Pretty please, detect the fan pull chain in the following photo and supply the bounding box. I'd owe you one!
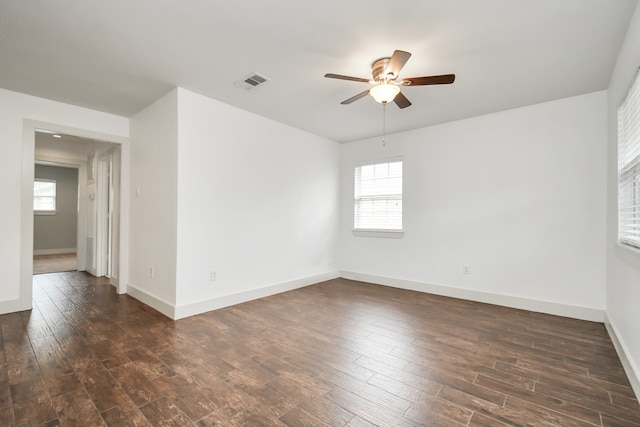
[382,101,387,147]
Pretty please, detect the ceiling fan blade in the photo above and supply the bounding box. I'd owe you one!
[402,74,456,86]
[385,50,412,78]
[341,90,370,105]
[325,73,371,83]
[394,92,412,109]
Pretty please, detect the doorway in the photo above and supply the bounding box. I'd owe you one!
[20,120,130,312]
[36,136,122,281]
[33,161,80,274]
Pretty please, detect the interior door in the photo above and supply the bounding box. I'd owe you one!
[95,152,113,277]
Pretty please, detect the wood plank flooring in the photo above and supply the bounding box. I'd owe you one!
[1,272,638,426]
[33,253,77,275]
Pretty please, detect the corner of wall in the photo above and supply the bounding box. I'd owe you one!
[173,271,340,320]
[126,283,177,319]
[126,271,341,321]
[604,312,640,399]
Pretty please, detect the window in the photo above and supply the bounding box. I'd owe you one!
[618,69,640,249]
[354,158,402,233]
[34,179,57,214]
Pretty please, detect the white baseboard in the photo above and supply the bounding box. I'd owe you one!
[109,276,126,295]
[126,271,341,320]
[0,297,31,315]
[33,248,77,255]
[604,313,640,399]
[127,269,604,323]
[173,271,341,320]
[126,284,176,319]
[339,271,604,322]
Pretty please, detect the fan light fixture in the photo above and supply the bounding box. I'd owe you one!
[370,83,400,104]
[325,49,455,109]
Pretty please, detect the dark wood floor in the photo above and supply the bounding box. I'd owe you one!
[1,273,638,426]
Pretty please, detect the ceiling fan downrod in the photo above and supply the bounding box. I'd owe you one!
[382,101,387,147]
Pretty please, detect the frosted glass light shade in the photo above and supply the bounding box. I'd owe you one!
[370,83,400,103]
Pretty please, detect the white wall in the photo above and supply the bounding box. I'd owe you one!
[129,89,179,310]
[0,88,128,313]
[606,2,640,397]
[173,88,340,318]
[338,91,608,320]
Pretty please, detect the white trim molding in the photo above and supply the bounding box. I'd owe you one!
[0,298,30,315]
[174,271,341,320]
[128,271,604,323]
[126,284,176,319]
[126,271,341,321]
[339,271,605,322]
[352,230,404,239]
[33,248,77,256]
[604,312,640,399]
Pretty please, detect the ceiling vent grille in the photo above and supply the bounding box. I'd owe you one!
[234,72,271,91]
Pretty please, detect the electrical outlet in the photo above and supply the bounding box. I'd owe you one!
[210,271,217,281]
[462,265,470,275]
[149,267,154,278]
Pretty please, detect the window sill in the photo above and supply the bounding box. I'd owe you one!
[352,229,404,239]
[34,210,56,216]
[615,241,640,271]
[618,241,640,253]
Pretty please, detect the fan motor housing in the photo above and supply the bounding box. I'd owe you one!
[372,57,393,81]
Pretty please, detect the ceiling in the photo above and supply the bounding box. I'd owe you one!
[34,131,118,165]
[35,131,96,157]
[1,1,637,143]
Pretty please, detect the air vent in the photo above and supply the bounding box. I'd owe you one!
[234,72,271,91]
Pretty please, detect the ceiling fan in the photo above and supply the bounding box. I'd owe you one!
[325,50,455,108]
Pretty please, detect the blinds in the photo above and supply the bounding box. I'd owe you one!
[354,159,402,231]
[618,69,640,249]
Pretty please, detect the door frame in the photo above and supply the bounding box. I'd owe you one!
[96,150,114,278]
[33,159,85,271]
[20,119,130,310]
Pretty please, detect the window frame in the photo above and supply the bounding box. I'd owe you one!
[618,68,640,251]
[33,178,57,216]
[352,157,404,238]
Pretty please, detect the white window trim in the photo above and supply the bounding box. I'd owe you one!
[617,68,640,251]
[353,156,403,238]
[34,210,57,216]
[352,229,404,238]
[33,178,57,215]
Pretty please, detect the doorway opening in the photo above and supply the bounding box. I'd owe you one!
[19,120,130,312]
[34,130,121,280]
[33,159,79,274]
